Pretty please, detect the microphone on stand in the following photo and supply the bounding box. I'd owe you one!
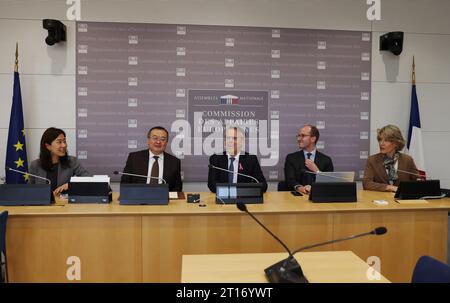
[6,166,51,184]
[300,169,352,182]
[208,164,259,183]
[396,168,426,180]
[291,227,387,254]
[237,201,388,283]
[383,162,427,180]
[236,202,308,283]
[113,171,166,184]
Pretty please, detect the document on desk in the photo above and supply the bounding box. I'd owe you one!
[169,192,179,199]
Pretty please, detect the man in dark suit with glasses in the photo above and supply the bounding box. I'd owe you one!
[284,124,334,195]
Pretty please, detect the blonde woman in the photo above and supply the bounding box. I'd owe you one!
[363,125,419,192]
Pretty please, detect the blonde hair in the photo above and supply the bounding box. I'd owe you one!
[377,124,405,151]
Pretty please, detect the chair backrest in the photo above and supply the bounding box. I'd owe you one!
[0,211,7,254]
[412,255,450,283]
[277,181,289,192]
[0,211,8,283]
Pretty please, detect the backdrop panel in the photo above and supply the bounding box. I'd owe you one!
[76,22,371,182]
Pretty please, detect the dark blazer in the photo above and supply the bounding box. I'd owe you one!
[120,149,182,192]
[208,152,268,193]
[363,153,418,192]
[284,150,334,190]
[28,156,89,187]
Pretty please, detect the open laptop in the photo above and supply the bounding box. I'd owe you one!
[315,171,355,183]
[394,180,444,200]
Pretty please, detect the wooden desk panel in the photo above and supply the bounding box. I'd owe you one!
[7,215,142,282]
[2,191,449,282]
[332,210,448,282]
[142,212,333,282]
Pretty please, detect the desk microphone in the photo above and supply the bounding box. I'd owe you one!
[236,202,308,283]
[6,166,51,184]
[383,160,427,180]
[395,168,426,180]
[208,164,259,183]
[300,169,351,181]
[113,171,166,184]
[291,227,387,254]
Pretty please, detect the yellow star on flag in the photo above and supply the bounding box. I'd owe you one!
[23,173,30,182]
[14,140,24,151]
[22,129,26,136]
[15,157,25,168]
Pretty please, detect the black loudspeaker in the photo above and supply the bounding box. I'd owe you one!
[379,31,404,55]
[43,19,66,46]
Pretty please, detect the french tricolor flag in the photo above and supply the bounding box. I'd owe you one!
[406,57,426,179]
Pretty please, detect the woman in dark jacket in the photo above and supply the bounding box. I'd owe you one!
[29,127,89,195]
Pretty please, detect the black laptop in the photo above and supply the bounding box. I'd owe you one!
[394,180,444,199]
[309,182,357,203]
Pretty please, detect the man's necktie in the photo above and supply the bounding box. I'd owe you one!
[150,156,159,184]
[228,157,235,183]
[305,152,314,184]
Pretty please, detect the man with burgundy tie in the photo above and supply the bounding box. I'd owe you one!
[284,124,334,195]
[120,126,182,191]
[207,127,268,193]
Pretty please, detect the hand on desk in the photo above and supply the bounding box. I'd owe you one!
[53,183,69,196]
[386,185,398,192]
[297,185,311,195]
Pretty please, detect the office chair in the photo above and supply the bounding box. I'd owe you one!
[411,255,450,283]
[277,181,289,191]
[0,211,8,283]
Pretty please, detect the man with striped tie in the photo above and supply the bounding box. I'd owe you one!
[120,126,182,192]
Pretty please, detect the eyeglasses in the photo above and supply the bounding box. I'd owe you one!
[296,134,311,138]
[149,136,167,142]
[225,136,239,141]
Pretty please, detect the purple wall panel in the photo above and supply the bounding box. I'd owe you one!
[76,22,371,182]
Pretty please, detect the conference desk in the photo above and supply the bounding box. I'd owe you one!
[1,190,449,282]
[181,251,391,283]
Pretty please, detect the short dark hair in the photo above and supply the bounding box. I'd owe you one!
[147,126,169,139]
[306,124,320,143]
[39,127,69,171]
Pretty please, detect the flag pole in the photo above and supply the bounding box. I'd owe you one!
[15,42,19,72]
[412,55,415,85]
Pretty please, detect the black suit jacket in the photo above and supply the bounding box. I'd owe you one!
[120,149,182,192]
[284,150,334,190]
[208,152,268,193]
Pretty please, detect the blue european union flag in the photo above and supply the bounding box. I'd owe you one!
[5,71,29,184]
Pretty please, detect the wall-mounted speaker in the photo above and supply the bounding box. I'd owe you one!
[43,19,66,46]
[379,31,404,56]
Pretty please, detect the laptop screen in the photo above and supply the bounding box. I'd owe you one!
[395,180,442,199]
[315,172,355,183]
